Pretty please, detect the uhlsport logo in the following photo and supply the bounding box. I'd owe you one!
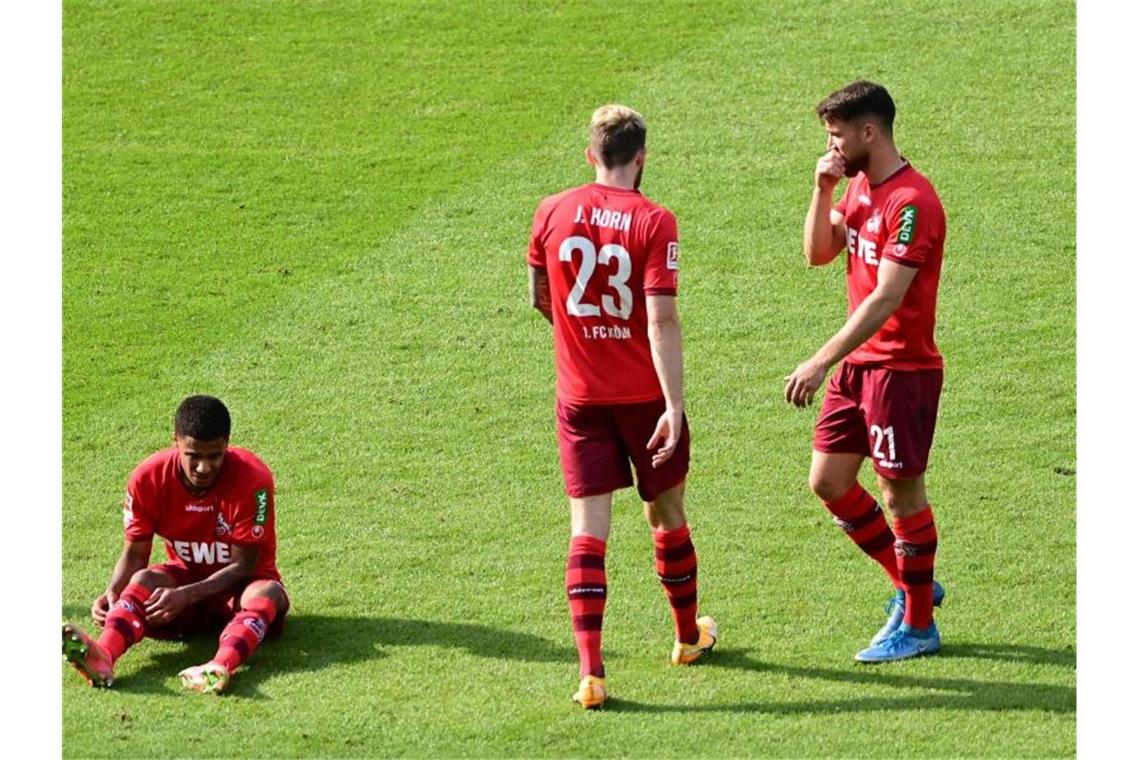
[254,489,269,524]
[897,205,918,244]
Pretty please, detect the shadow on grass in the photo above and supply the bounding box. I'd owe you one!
[605,643,1074,716]
[62,614,575,698]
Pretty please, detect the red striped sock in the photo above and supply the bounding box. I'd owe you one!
[894,506,939,629]
[97,583,150,663]
[566,534,607,679]
[823,484,902,588]
[653,524,699,645]
[212,596,278,674]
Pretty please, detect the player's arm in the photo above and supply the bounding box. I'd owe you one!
[529,265,553,324]
[803,149,847,265]
[93,538,152,625]
[784,259,919,407]
[143,543,260,626]
[646,294,684,468]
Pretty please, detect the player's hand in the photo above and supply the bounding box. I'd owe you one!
[785,359,827,408]
[144,587,189,626]
[815,149,845,193]
[647,407,684,468]
[91,591,115,626]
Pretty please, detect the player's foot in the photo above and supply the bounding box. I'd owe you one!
[178,662,231,694]
[855,622,941,663]
[572,675,607,710]
[62,623,114,688]
[671,615,718,666]
[870,581,945,646]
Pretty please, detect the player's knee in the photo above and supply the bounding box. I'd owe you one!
[245,581,289,617]
[128,568,165,590]
[879,482,926,517]
[808,472,850,503]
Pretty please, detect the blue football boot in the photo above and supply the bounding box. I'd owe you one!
[856,622,941,663]
[870,581,945,646]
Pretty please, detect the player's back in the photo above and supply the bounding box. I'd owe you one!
[528,182,680,405]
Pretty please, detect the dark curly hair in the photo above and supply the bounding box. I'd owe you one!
[174,395,231,441]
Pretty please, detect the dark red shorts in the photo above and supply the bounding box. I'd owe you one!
[556,397,690,502]
[813,362,943,480]
[145,562,290,640]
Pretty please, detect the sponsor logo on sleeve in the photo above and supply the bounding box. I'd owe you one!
[666,242,680,271]
[252,524,265,539]
[254,488,269,525]
[893,243,908,257]
[897,205,918,244]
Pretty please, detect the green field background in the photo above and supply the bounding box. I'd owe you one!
[63,1,1075,757]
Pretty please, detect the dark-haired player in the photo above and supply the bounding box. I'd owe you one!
[528,104,717,709]
[62,395,288,692]
[786,80,947,662]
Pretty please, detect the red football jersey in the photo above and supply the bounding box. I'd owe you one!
[123,446,280,582]
[528,182,680,404]
[835,162,945,370]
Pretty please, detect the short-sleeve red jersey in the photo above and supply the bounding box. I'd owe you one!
[528,182,680,404]
[834,162,945,370]
[123,446,281,582]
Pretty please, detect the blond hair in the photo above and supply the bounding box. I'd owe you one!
[589,104,647,168]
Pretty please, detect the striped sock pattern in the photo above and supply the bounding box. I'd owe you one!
[566,534,607,679]
[97,583,149,663]
[894,506,939,628]
[824,483,903,588]
[212,596,278,674]
[653,524,699,645]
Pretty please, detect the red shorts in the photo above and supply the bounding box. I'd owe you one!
[813,362,943,480]
[145,562,290,640]
[556,397,690,502]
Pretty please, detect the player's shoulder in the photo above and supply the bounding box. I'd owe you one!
[128,447,177,489]
[535,183,589,215]
[892,164,944,208]
[631,192,677,229]
[226,446,275,486]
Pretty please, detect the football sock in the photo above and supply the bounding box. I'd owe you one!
[894,506,939,629]
[823,483,902,588]
[653,524,699,645]
[211,596,278,674]
[97,583,150,663]
[566,534,607,679]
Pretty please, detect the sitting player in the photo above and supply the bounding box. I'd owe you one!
[62,395,289,693]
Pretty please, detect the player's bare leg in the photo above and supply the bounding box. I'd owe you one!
[644,482,717,665]
[62,567,179,688]
[567,494,611,709]
[808,450,863,502]
[180,579,289,694]
[856,474,942,662]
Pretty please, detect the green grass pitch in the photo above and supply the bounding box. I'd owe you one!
[63,0,1074,756]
